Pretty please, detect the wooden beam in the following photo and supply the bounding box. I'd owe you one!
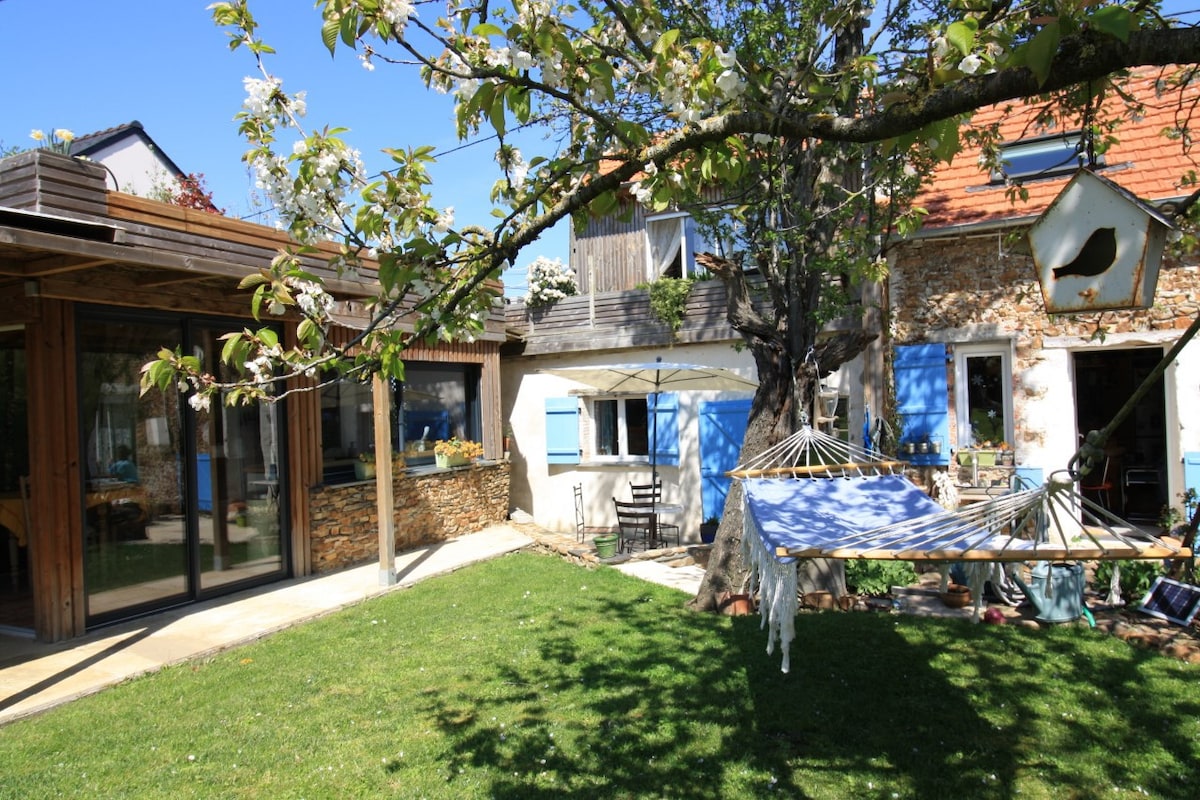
[373,374,397,586]
[775,545,1191,562]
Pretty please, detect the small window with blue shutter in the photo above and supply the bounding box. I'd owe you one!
[545,397,580,464]
[894,343,951,466]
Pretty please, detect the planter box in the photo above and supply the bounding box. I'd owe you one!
[435,453,472,469]
[956,449,996,467]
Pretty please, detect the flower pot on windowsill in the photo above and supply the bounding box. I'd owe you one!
[435,453,472,469]
[956,449,996,467]
[354,461,376,481]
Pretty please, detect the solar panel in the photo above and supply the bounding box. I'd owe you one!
[1138,577,1200,626]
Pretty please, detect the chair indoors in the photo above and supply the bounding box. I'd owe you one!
[1079,456,1114,511]
[574,484,616,543]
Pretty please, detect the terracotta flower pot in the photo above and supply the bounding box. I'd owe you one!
[941,584,972,608]
[719,592,755,615]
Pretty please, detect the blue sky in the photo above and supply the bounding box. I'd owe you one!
[0,0,564,294]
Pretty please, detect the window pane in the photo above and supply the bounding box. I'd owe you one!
[965,355,1006,445]
[627,398,649,456]
[646,217,683,279]
[594,399,618,456]
[80,319,187,619]
[320,377,374,483]
[998,135,1087,181]
[193,323,284,591]
[401,363,481,466]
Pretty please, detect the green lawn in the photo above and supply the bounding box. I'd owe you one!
[2,552,1197,799]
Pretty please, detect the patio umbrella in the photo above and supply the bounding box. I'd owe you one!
[539,357,758,507]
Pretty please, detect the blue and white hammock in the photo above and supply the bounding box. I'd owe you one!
[731,426,1190,672]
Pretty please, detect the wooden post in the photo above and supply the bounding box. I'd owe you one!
[372,374,396,586]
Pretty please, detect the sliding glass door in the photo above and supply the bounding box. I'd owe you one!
[79,312,286,625]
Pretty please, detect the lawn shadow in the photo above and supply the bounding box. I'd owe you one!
[403,558,1200,798]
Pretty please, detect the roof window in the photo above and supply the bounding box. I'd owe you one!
[993,132,1100,183]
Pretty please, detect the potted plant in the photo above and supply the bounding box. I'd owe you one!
[940,583,972,608]
[700,515,720,544]
[355,451,377,481]
[434,437,484,468]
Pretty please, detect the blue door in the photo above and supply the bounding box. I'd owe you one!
[699,399,752,522]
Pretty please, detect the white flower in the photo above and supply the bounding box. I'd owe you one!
[188,393,212,413]
[715,69,744,98]
[959,54,983,75]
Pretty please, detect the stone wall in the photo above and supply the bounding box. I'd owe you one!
[889,231,1200,458]
[307,462,511,573]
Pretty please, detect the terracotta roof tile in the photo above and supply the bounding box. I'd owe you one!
[917,70,1199,229]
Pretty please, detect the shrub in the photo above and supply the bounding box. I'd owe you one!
[524,256,577,308]
[1092,559,1165,604]
[845,559,918,596]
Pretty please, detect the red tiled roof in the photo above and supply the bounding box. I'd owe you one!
[917,69,1199,229]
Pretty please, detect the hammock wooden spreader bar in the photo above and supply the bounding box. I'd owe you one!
[732,461,908,479]
[730,426,898,479]
[766,476,1191,563]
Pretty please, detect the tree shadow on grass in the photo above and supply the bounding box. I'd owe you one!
[404,557,1199,798]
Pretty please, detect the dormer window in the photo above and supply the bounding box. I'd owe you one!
[992,132,1100,183]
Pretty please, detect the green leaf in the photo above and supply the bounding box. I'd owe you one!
[652,29,680,56]
[1025,21,1061,87]
[945,20,977,57]
[472,22,504,38]
[1089,6,1136,42]
[220,333,245,366]
[489,87,508,136]
[507,87,531,124]
[321,17,339,55]
[339,12,358,48]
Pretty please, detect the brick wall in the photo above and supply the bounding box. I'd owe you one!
[307,462,511,572]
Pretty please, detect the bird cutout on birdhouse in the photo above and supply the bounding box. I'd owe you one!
[1029,169,1173,314]
[1052,227,1116,280]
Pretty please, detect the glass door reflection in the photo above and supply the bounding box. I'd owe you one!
[192,324,284,592]
[80,318,188,620]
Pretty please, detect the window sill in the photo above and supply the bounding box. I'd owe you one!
[580,458,650,468]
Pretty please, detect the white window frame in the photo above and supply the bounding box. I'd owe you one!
[584,395,650,463]
[646,209,751,280]
[954,342,1014,448]
[644,211,690,280]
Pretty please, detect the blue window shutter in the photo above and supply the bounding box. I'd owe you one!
[1185,452,1200,506]
[545,397,580,464]
[894,343,950,466]
[650,393,680,466]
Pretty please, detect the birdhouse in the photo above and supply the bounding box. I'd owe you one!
[1029,168,1173,314]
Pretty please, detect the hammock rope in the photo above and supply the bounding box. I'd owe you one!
[734,425,1192,672]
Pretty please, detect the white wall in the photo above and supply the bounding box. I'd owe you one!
[502,342,759,538]
[87,138,178,196]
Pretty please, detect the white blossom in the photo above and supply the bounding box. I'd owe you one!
[959,54,983,75]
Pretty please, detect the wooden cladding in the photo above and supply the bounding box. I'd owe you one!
[506,279,737,355]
